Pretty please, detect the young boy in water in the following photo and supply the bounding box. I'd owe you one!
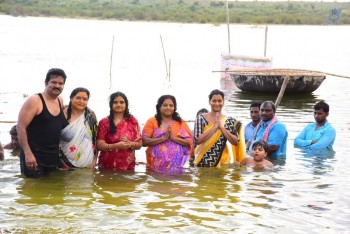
[0,142,4,160]
[3,125,20,151]
[238,140,273,167]
[1,125,20,159]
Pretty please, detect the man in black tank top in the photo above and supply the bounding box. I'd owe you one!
[17,68,69,178]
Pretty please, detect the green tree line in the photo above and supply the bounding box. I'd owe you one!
[0,0,349,25]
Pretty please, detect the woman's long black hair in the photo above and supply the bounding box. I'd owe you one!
[155,95,182,127]
[108,91,131,134]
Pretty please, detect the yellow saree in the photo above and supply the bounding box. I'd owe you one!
[194,116,245,167]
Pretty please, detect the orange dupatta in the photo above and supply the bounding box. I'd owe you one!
[142,117,193,168]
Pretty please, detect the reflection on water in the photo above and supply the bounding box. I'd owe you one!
[94,170,146,207]
[1,18,350,232]
[267,155,286,167]
[1,141,348,232]
[223,87,320,110]
[16,171,67,205]
[1,89,348,233]
[295,148,336,176]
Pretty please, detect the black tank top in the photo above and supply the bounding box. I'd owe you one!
[25,93,68,167]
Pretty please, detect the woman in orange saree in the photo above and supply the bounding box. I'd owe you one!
[142,95,193,172]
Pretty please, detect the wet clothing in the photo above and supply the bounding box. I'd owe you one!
[59,110,97,168]
[20,156,57,178]
[249,118,288,157]
[194,115,245,167]
[294,120,336,150]
[244,122,256,143]
[97,116,141,171]
[20,93,68,177]
[142,117,193,172]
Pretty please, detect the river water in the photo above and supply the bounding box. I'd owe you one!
[0,15,350,233]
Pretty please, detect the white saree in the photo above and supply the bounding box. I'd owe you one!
[59,114,95,167]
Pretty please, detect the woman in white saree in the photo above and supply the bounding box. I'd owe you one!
[59,87,98,168]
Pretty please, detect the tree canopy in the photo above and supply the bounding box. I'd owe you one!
[1,0,349,25]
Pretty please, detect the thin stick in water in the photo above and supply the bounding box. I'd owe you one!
[0,121,17,123]
[264,25,268,57]
[226,0,231,53]
[109,35,115,90]
[160,35,169,79]
[168,59,171,82]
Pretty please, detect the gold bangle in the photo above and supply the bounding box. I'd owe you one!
[107,144,112,151]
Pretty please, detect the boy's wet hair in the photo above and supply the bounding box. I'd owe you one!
[252,140,268,152]
[196,108,208,116]
[10,125,17,136]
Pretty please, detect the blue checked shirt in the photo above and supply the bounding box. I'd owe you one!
[249,119,288,157]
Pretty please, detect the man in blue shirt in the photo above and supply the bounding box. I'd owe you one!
[294,101,336,150]
[247,101,288,157]
[245,103,261,144]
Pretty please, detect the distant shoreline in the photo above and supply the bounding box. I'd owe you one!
[0,0,349,25]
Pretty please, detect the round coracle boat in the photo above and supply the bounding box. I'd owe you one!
[229,68,326,93]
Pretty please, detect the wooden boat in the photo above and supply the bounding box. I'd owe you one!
[221,2,327,94]
[229,68,326,94]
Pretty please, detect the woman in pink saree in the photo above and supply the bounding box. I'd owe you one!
[142,95,193,172]
[97,92,142,171]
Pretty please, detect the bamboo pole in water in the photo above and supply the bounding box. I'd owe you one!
[160,35,169,80]
[168,59,171,82]
[264,25,268,57]
[275,76,289,109]
[109,35,114,90]
[318,71,350,79]
[226,0,231,53]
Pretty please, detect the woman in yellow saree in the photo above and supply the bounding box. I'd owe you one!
[194,89,245,167]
